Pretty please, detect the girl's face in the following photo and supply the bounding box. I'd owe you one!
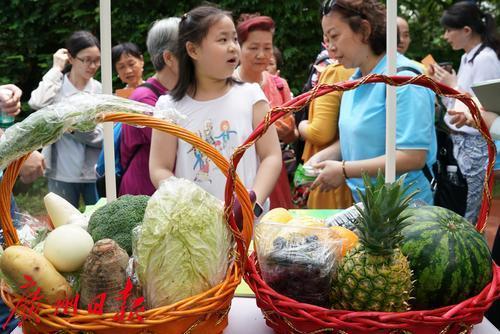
[443,27,469,51]
[69,46,101,81]
[115,53,144,87]
[194,16,240,80]
[240,30,274,74]
[322,12,365,69]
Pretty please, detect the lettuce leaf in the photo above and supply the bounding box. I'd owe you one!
[136,177,232,308]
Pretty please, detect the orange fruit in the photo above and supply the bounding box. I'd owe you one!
[260,208,294,223]
[329,226,359,256]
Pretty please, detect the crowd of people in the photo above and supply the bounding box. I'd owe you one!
[1,0,500,329]
[1,0,500,223]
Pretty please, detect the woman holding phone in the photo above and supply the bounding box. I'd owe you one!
[431,1,500,224]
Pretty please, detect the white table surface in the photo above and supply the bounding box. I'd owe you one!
[9,297,498,333]
[224,297,499,334]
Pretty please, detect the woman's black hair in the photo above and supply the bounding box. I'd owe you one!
[320,0,387,56]
[170,5,238,101]
[63,30,100,74]
[441,1,500,59]
[111,42,142,68]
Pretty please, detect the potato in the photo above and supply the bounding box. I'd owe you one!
[0,245,73,304]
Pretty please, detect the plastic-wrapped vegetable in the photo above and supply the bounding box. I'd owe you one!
[134,177,232,308]
[0,93,183,170]
[255,222,342,307]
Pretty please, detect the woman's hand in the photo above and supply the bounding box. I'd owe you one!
[310,160,344,192]
[448,108,500,130]
[304,151,323,167]
[19,151,46,184]
[448,109,473,128]
[304,141,342,167]
[430,64,457,88]
[53,48,69,72]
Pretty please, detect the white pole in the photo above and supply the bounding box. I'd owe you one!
[385,0,397,183]
[99,0,117,201]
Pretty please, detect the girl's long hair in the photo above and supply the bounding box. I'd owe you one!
[170,5,238,101]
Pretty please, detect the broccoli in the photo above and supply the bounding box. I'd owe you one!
[88,195,150,255]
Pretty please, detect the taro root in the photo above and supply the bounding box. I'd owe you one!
[79,239,130,312]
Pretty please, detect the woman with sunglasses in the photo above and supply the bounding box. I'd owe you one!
[29,30,103,208]
[308,0,437,204]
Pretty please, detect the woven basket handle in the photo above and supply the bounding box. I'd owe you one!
[226,74,496,235]
[0,113,253,265]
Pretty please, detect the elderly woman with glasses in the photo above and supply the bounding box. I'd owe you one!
[307,0,437,204]
[29,30,103,207]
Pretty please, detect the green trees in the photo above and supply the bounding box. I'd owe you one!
[1,0,499,105]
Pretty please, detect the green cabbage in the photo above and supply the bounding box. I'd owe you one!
[135,177,232,308]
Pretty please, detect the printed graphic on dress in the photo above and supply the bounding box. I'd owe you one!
[202,119,221,149]
[188,144,212,184]
[214,120,238,154]
[187,120,238,185]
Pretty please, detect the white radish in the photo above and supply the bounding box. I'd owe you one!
[67,214,89,231]
[44,192,83,228]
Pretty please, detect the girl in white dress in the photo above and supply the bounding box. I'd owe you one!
[150,5,282,218]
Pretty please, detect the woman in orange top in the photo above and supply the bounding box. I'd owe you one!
[235,15,295,209]
[299,62,354,209]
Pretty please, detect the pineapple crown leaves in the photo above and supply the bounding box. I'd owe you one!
[354,170,419,255]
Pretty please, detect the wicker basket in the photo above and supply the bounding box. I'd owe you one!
[0,112,254,333]
[239,74,500,334]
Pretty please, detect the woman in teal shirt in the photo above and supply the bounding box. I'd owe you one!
[308,0,436,204]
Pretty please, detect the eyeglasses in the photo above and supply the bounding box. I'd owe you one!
[321,0,364,18]
[75,56,101,67]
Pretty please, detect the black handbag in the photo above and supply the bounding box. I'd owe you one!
[425,127,468,216]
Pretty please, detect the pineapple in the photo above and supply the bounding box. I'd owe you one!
[331,171,417,312]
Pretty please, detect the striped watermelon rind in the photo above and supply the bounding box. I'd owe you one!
[400,205,493,310]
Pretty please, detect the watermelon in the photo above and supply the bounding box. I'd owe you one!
[400,205,492,310]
